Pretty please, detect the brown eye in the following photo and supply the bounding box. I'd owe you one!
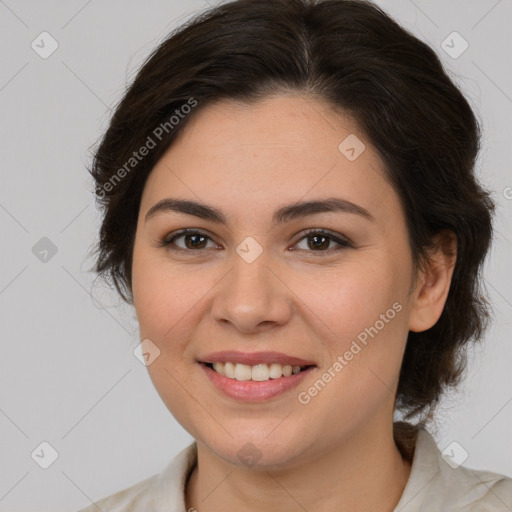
[293,229,351,252]
[181,233,208,249]
[161,229,219,252]
[306,233,330,250]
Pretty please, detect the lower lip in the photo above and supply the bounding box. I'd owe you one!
[200,363,315,402]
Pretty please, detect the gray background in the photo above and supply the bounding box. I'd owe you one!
[0,0,511,510]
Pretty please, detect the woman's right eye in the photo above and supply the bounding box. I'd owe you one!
[161,229,219,253]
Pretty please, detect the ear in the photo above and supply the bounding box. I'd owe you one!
[408,230,457,333]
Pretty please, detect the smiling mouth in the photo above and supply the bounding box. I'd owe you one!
[203,361,313,381]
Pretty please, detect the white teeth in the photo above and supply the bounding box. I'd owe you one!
[224,362,236,379]
[213,362,225,376]
[251,364,270,381]
[234,363,252,381]
[268,363,283,379]
[208,362,308,381]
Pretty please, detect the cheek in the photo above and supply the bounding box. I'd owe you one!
[294,262,409,407]
[132,244,224,361]
[131,247,208,431]
[293,254,411,411]
[132,243,185,344]
[292,256,407,345]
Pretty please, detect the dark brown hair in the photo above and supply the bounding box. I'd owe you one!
[88,0,495,423]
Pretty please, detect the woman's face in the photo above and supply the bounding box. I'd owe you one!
[132,94,421,467]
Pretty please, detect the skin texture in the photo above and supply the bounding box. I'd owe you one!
[131,94,456,511]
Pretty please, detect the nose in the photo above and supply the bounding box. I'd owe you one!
[211,250,293,333]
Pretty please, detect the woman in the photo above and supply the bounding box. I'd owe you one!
[80,0,512,510]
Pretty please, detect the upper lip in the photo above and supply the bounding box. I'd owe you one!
[198,351,316,367]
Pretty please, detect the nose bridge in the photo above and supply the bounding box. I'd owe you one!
[212,242,291,331]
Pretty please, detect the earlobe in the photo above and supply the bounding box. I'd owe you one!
[408,230,457,333]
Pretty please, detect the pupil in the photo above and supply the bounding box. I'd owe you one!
[186,234,206,249]
[309,234,328,250]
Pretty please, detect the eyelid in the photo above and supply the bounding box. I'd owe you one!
[160,228,221,250]
[160,227,352,253]
[296,228,352,249]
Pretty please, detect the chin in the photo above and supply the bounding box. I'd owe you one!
[198,424,312,470]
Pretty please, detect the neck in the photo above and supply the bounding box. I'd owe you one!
[185,421,414,512]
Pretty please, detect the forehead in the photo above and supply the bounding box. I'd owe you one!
[140,94,402,227]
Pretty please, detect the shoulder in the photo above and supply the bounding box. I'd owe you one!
[394,423,512,511]
[76,473,160,512]
[75,442,198,512]
[434,451,512,511]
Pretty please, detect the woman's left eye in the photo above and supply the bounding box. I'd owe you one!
[293,229,351,252]
[159,228,351,253]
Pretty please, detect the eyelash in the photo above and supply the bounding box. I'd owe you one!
[159,228,352,255]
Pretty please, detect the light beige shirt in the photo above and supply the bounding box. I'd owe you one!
[77,423,512,511]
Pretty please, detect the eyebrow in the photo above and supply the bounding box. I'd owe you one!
[144,197,375,225]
